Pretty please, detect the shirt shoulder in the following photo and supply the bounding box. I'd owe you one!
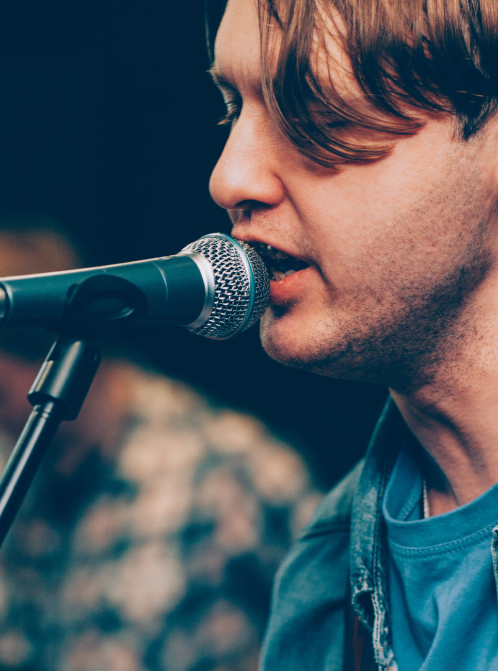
[299,459,364,538]
[261,461,364,671]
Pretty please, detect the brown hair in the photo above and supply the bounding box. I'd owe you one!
[257,0,498,166]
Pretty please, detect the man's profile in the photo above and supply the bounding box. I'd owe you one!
[208,0,498,669]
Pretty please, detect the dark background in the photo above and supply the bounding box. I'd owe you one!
[0,0,387,490]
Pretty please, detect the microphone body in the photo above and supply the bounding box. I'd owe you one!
[0,254,204,327]
[0,234,270,340]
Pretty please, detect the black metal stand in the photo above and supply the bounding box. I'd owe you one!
[0,336,101,547]
[0,272,146,549]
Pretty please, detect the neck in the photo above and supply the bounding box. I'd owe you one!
[391,274,498,515]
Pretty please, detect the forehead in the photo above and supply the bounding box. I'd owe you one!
[214,0,262,87]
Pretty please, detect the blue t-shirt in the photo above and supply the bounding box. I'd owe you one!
[383,448,498,670]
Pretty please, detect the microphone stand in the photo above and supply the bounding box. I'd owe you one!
[0,336,101,547]
[0,273,147,549]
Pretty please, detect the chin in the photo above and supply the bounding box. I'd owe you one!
[259,307,403,383]
[259,309,324,371]
[260,320,364,380]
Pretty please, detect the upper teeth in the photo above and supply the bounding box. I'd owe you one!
[247,242,308,280]
[263,244,290,260]
[260,244,291,261]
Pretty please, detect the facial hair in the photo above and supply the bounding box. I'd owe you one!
[261,188,495,393]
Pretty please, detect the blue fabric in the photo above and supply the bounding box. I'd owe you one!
[260,461,363,671]
[262,397,498,671]
[348,398,405,669]
[262,399,404,671]
[383,448,498,670]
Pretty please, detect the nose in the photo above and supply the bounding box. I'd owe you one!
[209,112,285,213]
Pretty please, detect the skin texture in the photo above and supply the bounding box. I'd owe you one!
[209,0,498,515]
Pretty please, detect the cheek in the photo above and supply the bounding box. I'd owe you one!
[295,153,487,297]
[290,167,407,284]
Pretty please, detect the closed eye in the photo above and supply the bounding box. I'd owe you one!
[218,95,242,126]
[208,65,242,128]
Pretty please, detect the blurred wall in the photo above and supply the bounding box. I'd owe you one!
[0,0,387,490]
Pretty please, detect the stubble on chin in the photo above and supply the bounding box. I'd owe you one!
[259,226,493,393]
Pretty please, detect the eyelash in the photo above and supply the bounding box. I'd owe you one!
[218,97,241,127]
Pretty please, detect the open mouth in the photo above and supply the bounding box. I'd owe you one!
[250,242,310,282]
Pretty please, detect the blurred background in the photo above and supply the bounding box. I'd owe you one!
[0,0,386,490]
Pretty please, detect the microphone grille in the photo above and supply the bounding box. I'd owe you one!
[182,233,270,340]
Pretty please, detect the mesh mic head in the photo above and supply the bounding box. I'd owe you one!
[181,233,270,340]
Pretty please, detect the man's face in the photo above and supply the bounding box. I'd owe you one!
[209,0,498,389]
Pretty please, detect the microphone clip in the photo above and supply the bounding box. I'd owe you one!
[62,274,148,335]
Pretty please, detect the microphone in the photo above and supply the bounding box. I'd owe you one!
[0,233,270,340]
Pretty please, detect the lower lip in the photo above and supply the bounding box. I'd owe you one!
[269,266,313,305]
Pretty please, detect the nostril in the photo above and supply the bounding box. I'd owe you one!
[234,200,263,212]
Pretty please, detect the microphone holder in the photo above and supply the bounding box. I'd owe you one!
[0,273,146,549]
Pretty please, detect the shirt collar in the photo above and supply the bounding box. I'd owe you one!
[349,396,405,669]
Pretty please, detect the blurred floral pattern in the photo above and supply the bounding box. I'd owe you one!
[0,366,322,671]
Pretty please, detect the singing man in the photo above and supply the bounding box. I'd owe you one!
[207,0,498,669]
